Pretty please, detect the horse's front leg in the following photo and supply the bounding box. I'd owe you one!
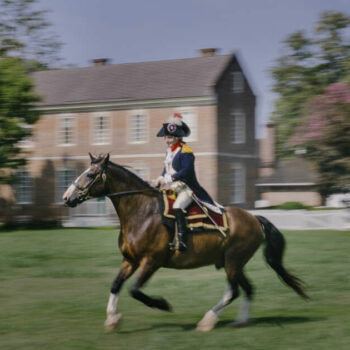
[130,258,172,311]
[105,259,136,331]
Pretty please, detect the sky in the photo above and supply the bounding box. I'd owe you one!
[39,0,350,138]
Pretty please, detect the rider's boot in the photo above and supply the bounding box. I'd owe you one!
[169,208,188,252]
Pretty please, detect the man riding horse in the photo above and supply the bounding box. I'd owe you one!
[154,113,218,251]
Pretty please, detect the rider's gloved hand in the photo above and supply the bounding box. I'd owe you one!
[153,176,165,188]
[164,174,172,185]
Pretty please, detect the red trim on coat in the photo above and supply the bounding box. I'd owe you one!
[171,141,181,152]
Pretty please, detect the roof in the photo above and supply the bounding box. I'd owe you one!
[32,55,233,106]
[257,158,319,186]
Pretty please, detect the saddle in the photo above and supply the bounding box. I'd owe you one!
[160,189,228,234]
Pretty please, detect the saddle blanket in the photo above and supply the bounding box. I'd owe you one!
[161,190,228,232]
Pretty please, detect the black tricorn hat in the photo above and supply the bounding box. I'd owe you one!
[156,113,191,138]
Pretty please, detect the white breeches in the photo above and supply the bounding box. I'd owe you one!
[173,186,193,210]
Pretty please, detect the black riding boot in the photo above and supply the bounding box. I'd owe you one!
[169,209,188,252]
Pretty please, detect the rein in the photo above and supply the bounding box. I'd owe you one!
[107,189,159,198]
[72,161,159,202]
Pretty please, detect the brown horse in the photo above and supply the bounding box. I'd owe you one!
[63,153,308,332]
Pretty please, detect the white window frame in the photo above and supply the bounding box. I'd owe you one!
[127,110,149,144]
[230,163,246,204]
[15,169,33,204]
[57,114,77,146]
[18,124,34,148]
[178,108,198,143]
[72,197,109,216]
[232,71,244,93]
[130,165,150,182]
[90,114,112,145]
[55,169,76,204]
[230,110,246,144]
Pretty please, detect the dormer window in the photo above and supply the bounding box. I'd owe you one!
[230,110,246,144]
[232,71,244,93]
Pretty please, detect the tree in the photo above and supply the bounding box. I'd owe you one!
[0,57,40,183]
[290,82,350,200]
[271,11,350,157]
[0,0,62,68]
[0,0,62,184]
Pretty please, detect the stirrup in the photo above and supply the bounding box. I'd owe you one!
[168,240,187,252]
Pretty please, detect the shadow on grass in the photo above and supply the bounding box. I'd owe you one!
[116,315,325,334]
[215,315,326,329]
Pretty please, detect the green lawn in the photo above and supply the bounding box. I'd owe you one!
[0,227,349,350]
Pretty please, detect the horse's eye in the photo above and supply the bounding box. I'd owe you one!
[87,173,95,179]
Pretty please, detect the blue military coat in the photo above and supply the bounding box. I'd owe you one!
[162,143,215,205]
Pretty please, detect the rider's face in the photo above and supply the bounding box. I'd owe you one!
[165,136,178,147]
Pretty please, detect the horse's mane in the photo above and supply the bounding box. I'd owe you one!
[92,155,156,192]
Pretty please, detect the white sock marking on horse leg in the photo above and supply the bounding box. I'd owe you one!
[196,285,233,332]
[212,285,233,316]
[105,293,121,329]
[236,297,251,323]
[106,293,119,316]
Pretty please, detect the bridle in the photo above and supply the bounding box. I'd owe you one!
[71,163,108,203]
[71,162,159,203]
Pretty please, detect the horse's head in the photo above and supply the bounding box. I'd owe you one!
[63,153,110,207]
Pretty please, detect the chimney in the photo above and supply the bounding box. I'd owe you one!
[92,58,109,67]
[200,48,218,57]
[259,122,276,177]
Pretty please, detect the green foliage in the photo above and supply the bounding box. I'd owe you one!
[271,11,350,157]
[0,0,62,184]
[0,57,40,183]
[290,82,350,197]
[272,201,311,210]
[0,0,62,67]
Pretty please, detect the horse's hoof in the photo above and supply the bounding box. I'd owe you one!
[104,313,122,332]
[157,298,173,312]
[195,310,218,332]
[195,323,215,332]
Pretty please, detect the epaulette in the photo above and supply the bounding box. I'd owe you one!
[181,144,193,154]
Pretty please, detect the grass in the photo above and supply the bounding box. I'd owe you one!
[0,227,349,350]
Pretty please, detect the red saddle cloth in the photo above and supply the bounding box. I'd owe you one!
[162,190,228,231]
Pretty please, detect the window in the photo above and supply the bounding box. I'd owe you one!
[89,198,107,215]
[128,112,148,143]
[55,169,76,203]
[58,115,76,145]
[15,170,33,204]
[232,71,244,93]
[91,115,111,145]
[73,197,108,216]
[230,110,246,144]
[179,109,197,142]
[230,163,245,204]
[132,167,149,181]
[18,124,34,148]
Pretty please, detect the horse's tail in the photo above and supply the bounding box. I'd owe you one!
[255,215,309,300]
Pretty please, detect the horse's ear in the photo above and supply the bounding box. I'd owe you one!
[89,152,96,162]
[103,153,110,164]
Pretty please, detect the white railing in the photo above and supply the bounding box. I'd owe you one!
[249,209,350,230]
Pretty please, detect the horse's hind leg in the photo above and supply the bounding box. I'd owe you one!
[196,257,242,332]
[105,259,137,331]
[196,283,239,332]
[130,258,172,311]
[232,271,253,326]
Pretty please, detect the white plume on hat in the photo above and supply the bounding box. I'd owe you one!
[167,113,184,126]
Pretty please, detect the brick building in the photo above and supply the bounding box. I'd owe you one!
[257,123,322,207]
[1,49,259,225]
